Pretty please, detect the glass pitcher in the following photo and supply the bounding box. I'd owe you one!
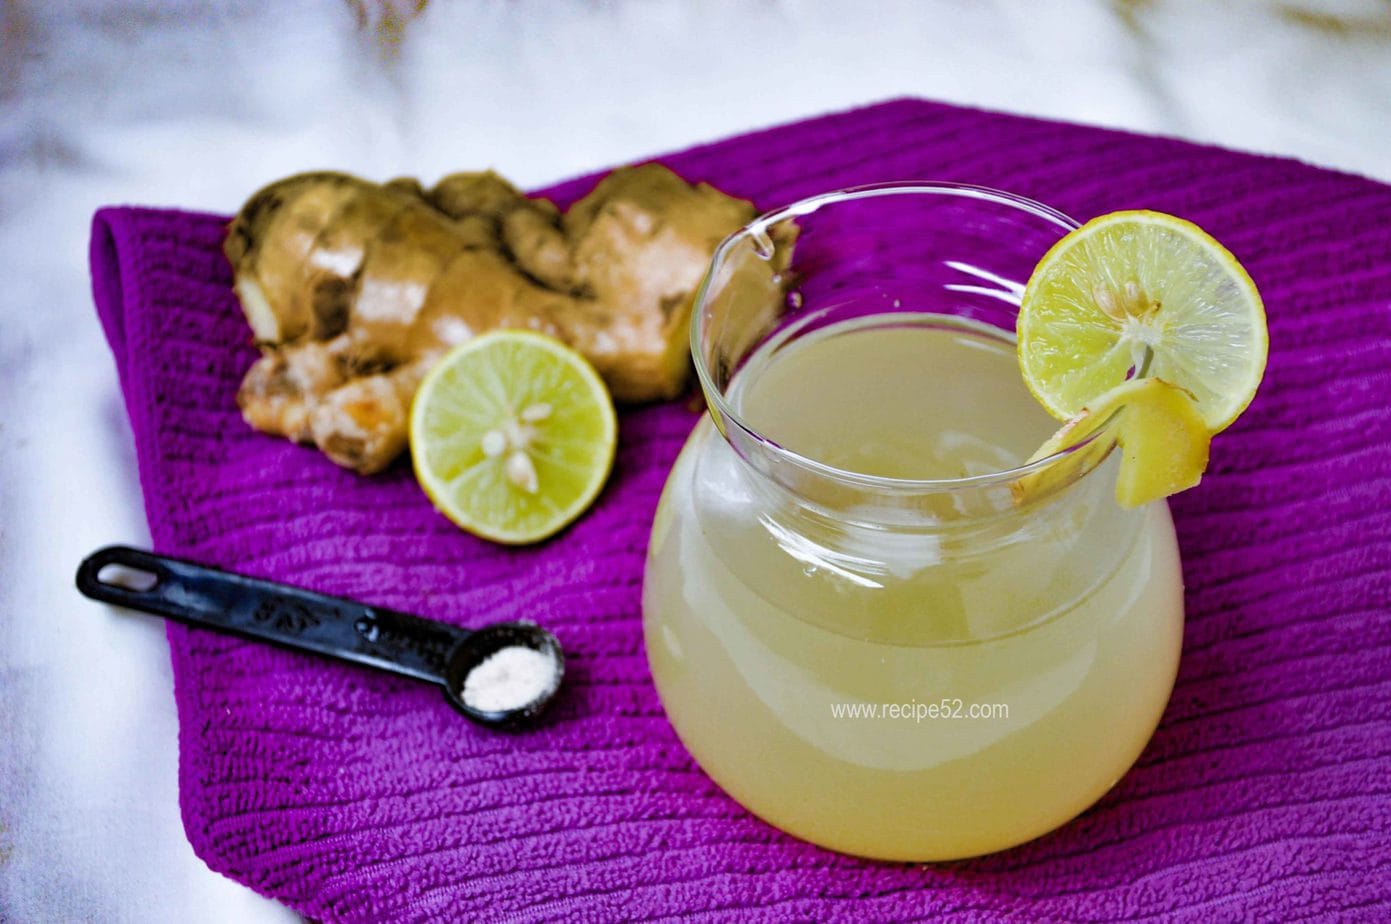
[641,184,1184,862]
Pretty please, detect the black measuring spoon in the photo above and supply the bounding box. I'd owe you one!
[75,546,564,728]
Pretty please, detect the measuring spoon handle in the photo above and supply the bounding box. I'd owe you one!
[76,546,468,686]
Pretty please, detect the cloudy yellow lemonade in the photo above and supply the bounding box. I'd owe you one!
[643,316,1184,861]
[639,187,1266,862]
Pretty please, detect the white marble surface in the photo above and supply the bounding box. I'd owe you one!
[1,1,1388,919]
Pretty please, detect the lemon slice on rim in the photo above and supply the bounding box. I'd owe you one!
[409,331,617,545]
[1018,210,1267,433]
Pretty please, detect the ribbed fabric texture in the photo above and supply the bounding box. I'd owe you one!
[89,99,1390,922]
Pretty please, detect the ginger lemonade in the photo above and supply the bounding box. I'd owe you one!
[641,185,1191,862]
[643,316,1182,861]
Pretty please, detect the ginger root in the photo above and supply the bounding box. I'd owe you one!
[225,164,755,473]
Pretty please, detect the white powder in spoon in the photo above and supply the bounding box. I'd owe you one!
[461,645,556,713]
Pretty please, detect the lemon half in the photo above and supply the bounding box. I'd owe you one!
[409,331,617,544]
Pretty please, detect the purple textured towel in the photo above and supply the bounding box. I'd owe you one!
[90,99,1390,922]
